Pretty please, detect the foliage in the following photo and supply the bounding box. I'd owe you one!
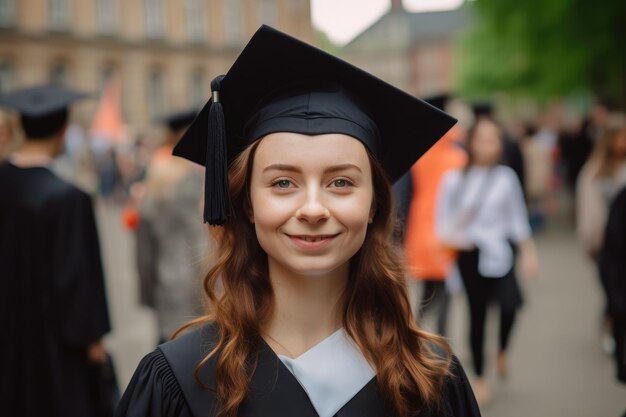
[456,0,626,106]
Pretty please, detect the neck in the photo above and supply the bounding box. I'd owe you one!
[265,259,349,357]
[15,137,60,160]
[472,160,496,168]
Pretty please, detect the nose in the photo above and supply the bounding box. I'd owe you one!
[295,186,330,223]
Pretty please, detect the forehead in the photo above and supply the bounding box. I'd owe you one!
[474,120,501,139]
[253,132,371,168]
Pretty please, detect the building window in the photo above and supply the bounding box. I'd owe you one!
[145,0,165,38]
[147,69,166,118]
[49,63,69,86]
[223,0,244,45]
[186,0,205,42]
[189,70,205,106]
[49,0,71,30]
[0,61,14,93]
[258,0,277,27]
[0,0,16,28]
[97,0,117,33]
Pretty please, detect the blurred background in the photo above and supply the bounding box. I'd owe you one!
[1,0,625,416]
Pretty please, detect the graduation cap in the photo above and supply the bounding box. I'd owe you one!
[424,93,450,112]
[174,25,457,225]
[0,84,88,138]
[160,109,198,133]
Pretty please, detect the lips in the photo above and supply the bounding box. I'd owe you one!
[286,233,340,250]
[291,235,337,242]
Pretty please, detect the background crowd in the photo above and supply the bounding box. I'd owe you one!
[1,0,625,416]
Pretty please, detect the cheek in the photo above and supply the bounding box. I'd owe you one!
[250,189,292,226]
[490,143,503,157]
[334,193,374,230]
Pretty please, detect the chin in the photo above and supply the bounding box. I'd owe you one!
[276,256,350,278]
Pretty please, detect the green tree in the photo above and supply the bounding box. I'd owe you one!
[457,0,626,106]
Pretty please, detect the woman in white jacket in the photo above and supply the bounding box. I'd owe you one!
[436,116,539,404]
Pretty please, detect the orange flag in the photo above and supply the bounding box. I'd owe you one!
[91,72,124,143]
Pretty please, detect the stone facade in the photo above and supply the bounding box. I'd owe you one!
[340,2,469,98]
[0,0,313,130]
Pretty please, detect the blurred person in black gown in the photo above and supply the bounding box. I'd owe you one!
[0,85,112,417]
[600,185,626,417]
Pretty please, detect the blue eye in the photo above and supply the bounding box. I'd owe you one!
[332,179,352,188]
[274,179,292,188]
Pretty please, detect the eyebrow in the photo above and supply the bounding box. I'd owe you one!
[262,163,363,174]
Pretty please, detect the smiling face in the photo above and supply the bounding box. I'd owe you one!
[249,132,375,278]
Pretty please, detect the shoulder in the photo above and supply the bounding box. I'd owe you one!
[439,355,482,416]
[117,323,219,417]
[46,178,93,212]
[494,165,520,185]
[159,322,220,366]
[116,349,191,416]
[494,164,516,179]
[441,169,463,187]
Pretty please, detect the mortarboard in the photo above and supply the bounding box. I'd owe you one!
[160,109,198,133]
[0,84,88,138]
[424,93,450,112]
[174,25,457,225]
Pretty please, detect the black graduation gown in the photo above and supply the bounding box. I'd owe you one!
[115,324,481,417]
[600,186,626,382]
[0,162,111,417]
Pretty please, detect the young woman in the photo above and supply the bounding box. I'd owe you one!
[135,110,207,344]
[577,113,626,260]
[115,26,481,417]
[576,112,626,354]
[436,116,539,404]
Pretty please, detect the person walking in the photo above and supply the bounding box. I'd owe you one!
[576,112,626,353]
[404,94,467,336]
[600,185,626,394]
[436,115,539,405]
[136,109,208,344]
[0,85,112,416]
[115,26,481,417]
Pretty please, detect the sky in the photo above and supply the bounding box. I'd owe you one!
[311,0,465,45]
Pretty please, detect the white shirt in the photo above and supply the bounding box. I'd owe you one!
[436,165,531,277]
[278,328,376,417]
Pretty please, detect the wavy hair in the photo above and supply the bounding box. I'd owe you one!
[177,138,452,417]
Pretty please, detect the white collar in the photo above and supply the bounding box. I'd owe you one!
[278,329,376,417]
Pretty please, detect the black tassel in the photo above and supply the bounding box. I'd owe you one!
[204,75,229,225]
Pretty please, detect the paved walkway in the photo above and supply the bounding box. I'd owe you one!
[97,202,625,416]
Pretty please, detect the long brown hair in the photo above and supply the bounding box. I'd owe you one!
[588,113,626,179]
[177,138,452,417]
[464,115,505,172]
